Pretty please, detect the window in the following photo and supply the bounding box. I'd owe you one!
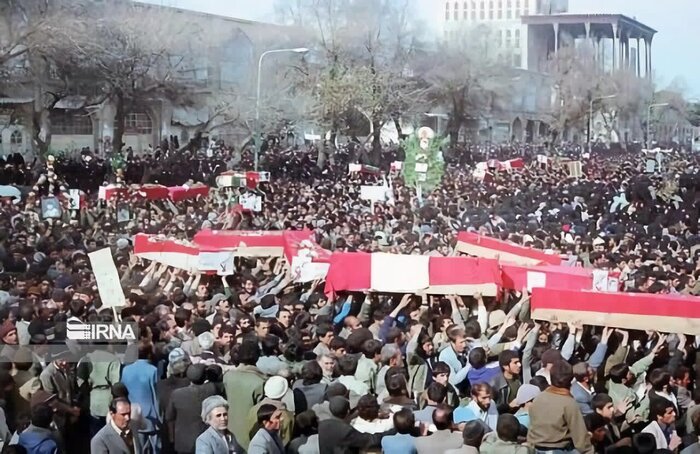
[453,2,458,20]
[125,112,153,135]
[219,31,254,86]
[480,1,485,19]
[515,0,521,17]
[445,1,450,20]
[515,29,521,48]
[471,9,476,19]
[489,1,494,19]
[498,0,503,18]
[506,30,512,47]
[513,53,522,67]
[463,1,467,19]
[507,0,512,18]
[10,130,22,145]
[51,111,93,135]
[524,0,529,13]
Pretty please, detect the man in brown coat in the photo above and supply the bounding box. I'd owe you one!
[527,360,593,454]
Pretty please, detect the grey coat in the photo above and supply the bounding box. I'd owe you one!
[248,428,284,454]
[90,423,143,454]
[195,426,245,454]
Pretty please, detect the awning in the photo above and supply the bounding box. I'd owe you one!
[172,106,209,127]
[0,97,33,105]
[54,95,87,110]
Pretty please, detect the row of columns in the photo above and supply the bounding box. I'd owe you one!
[551,21,653,78]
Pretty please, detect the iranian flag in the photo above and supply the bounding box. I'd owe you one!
[531,287,700,334]
[193,230,286,256]
[324,253,501,298]
[216,171,270,189]
[501,264,593,292]
[168,184,210,202]
[455,232,561,266]
[283,231,332,283]
[133,234,200,272]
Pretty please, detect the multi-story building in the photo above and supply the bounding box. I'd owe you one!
[435,0,662,144]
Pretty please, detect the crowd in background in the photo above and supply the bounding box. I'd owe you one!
[0,140,699,454]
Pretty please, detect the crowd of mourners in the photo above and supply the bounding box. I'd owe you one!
[0,137,699,454]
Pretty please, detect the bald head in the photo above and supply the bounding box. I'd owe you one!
[432,404,454,431]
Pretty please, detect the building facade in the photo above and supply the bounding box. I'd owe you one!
[0,1,304,158]
[435,0,663,145]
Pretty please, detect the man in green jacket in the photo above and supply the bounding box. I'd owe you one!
[606,334,664,427]
[223,340,267,450]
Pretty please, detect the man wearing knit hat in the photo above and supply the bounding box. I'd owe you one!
[157,348,191,453]
[0,320,17,344]
[196,395,244,453]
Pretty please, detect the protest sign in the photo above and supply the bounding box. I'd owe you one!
[68,189,81,210]
[88,248,126,308]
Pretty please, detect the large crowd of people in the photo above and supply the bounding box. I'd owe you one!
[0,139,699,454]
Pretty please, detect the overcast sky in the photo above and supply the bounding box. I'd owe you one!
[143,0,699,96]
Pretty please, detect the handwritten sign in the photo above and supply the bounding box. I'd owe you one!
[88,248,126,308]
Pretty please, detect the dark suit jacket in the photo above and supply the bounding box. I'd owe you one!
[90,422,143,454]
[165,383,218,453]
[318,417,389,454]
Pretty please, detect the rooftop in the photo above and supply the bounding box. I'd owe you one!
[522,13,657,36]
[131,1,289,31]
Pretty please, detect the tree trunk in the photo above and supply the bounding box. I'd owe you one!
[447,115,462,145]
[317,144,326,169]
[112,92,126,153]
[370,118,382,165]
[448,98,464,145]
[32,109,51,157]
[392,113,403,141]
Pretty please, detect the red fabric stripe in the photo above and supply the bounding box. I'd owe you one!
[457,232,561,265]
[532,287,700,318]
[501,264,592,291]
[133,234,199,256]
[282,231,332,264]
[193,230,285,249]
[324,252,371,297]
[429,256,502,286]
[168,185,209,202]
[136,185,170,200]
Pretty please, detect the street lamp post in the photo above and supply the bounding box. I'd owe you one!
[254,47,309,171]
[646,102,670,149]
[588,94,617,150]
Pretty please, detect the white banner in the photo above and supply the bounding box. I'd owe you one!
[360,185,388,202]
[88,248,126,308]
[198,251,235,276]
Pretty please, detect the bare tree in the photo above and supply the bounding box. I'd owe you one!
[421,25,512,145]
[544,45,600,143]
[278,0,428,164]
[0,1,88,155]
[55,2,202,152]
[597,69,653,143]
